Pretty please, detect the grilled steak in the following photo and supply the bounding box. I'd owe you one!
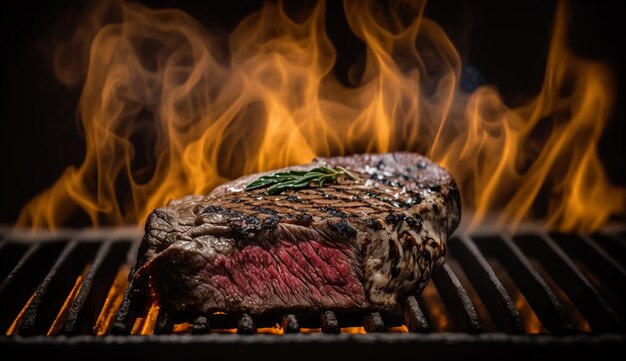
[132,152,460,317]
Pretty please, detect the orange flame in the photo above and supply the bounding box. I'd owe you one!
[94,265,129,335]
[17,0,625,232]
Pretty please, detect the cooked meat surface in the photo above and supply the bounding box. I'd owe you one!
[132,152,460,316]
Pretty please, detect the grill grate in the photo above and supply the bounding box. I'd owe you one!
[0,226,624,359]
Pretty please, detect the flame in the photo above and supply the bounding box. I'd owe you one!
[48,264,91,336]
[94,265,129,335]
[420,281,449,331]
[173,323,192,333]
[16,0,625,232]
[388,325,409,333]
[6,265,90,336]
[131,303,159,335]
[514,294,543,334]
[300,328,321,334]
[5,292,36,336]
[258,324,284,335]
[210,328,238,334]
[342,327,367,334]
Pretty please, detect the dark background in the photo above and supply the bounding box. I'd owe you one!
[1,0,624,225]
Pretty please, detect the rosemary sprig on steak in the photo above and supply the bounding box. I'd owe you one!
[244,165,358,194]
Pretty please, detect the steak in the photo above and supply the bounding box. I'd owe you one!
[132,152,460,317]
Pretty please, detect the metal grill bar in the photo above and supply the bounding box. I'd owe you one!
[363,312,385,333]
[1,333,624,361]
[192,315,209,334]
[0,241,28,283]
[449,237,523,333]
[63,241,131,335]
[552,233,626,312]
[431,263,482,333]
[237,313,256,334]
[474,235,577,333]
[281,314,299,333]
[592,233,626,266]
[403,295,431,332]
[109,265,138,335]
[0,241,67,331]
[320,311,340,333]
[514,235,623,332]
[19,241,101,335]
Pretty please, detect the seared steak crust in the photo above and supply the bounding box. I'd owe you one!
[133,152,460,316]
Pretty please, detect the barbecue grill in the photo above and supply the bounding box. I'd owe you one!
[1,226,624,360]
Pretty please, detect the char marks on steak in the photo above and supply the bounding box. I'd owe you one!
[133,152,460,317]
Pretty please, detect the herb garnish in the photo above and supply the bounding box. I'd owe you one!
[244,165,358,195]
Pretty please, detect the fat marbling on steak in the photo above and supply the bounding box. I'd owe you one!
[132,152,460,317]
